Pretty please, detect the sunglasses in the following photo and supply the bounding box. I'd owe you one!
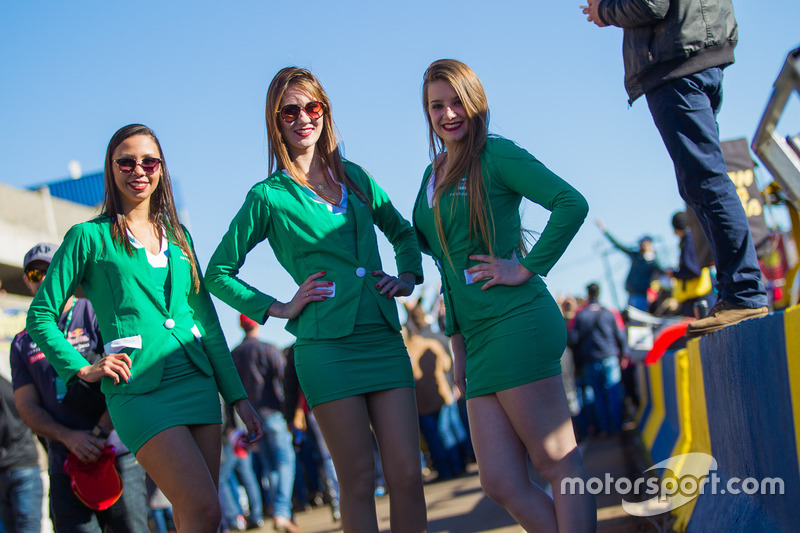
[278,101,326,123]
[114,157,162,174]
[25,267,48,283]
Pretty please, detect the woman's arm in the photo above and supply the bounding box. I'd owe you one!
[184,227,248,405]
[491,139,589,278]
[362,169,424,285]
[205,186,279,323]
[26,225,98,385]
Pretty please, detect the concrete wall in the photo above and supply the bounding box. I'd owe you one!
[0,182,98,379]
[0,182,99,284]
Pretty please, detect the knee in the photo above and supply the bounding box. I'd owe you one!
[533,449,587,486]
[202,503,222,530]
[181,497,221,532]
[338,457,375,501]
[384,455,423,494]
[478,469,519,507]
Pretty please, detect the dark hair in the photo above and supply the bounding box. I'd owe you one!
[672,211,689,231]
[102,124,200,292]
[586,282,600,298]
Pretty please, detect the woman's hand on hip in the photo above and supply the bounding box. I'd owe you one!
[372,271,415,299]
[234,399,264,444]
[269,271,333,319]
[76,352,132,385]
[467,254,534,290]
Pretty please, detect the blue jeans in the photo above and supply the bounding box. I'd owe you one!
[0,466,43,533]
[646,67,767,309]
[305,413,338,506]
[219,440,263,527]
[418,412,453,479]
[582,356,624,435]
[49,453,149,533]
[255,411,296,520]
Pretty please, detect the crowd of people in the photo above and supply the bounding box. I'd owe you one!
[1,2,775,532]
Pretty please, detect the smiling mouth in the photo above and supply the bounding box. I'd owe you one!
[442,122,463,132]
[295,127,315,137]
[128,180,149,191]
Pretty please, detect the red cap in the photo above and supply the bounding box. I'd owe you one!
[239,314,258,331]
[63,446,123,511]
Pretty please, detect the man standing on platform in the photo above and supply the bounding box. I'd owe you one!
[582,0,768,337]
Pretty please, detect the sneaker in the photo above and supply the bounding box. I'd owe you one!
[685,300,768,338]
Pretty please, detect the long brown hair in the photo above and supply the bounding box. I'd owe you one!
[101,124,200,292]
[265,67,368,204]
[422,59,493,266]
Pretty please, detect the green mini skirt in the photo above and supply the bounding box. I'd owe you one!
[462,289,566,399]
[107,348,221,455]
[294,325,415,409]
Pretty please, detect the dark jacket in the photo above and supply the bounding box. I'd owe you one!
[598,0,737,103]
[0,376,39,470]
[603,232,662,296]
[230,337,285,413]
[673,231,702,281]
[569,301,628,366]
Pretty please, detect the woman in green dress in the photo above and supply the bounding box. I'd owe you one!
[205,67,427,533]
[26,124,263,533]
[412,59,596,532]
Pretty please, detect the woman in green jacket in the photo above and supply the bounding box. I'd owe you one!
[205,67,427,533]
[26,124,263,533]
[412,60,596,532]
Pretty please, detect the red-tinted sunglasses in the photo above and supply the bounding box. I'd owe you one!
[278,101,326,123]
[114,157,162,174]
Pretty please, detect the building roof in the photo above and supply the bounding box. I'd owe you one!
[29,171,105,207]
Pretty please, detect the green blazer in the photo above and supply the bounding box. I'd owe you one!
[412,136,589,335]
[26,217,247,405]
[205,161,423,340]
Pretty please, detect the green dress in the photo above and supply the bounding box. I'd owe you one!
[293,186,413,408]
[412,137,589,398]
[107,238,221,454]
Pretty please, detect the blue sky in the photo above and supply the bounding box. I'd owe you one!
[2,2,798,347]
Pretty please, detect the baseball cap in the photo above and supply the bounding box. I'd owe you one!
[239,314,258,331]
[23,243,58,271]
[63,446,123,511]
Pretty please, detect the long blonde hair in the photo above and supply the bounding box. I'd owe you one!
[422,59,493,265]
[265,67,368,204]
[102,124,200,292]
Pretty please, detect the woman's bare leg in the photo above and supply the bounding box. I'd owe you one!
[313,396,379,533]
[468,393,560,531]
[367,387,427,532]
[468,376,596,532]
[136,424,222,533]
